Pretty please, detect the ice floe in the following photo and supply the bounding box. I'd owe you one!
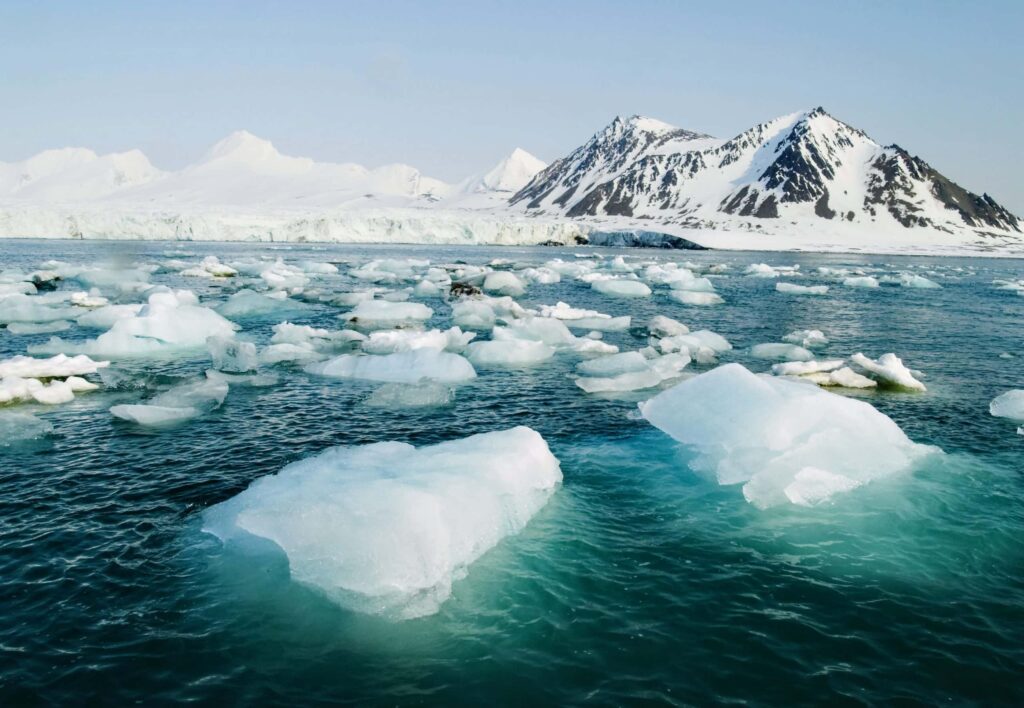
[342,300,433,329]
[850,353,926,391]
[989,390,1024,423]
[305,350,476,384]
[591,278,651,298]
[202,426,561,618]
[0,411,54,445]
[843,276,880,288]
[364,382,453,409]
[750,343,814,362]
[776,282,829,295]
[639,364,934,508]
[32,290,237,358]
[110,378,229,426]
[576,353,690,393]
[207,336,259,373]
[782,329,829,348]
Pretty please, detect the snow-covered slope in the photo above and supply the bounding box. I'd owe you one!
[512,115,718,213]
[115,130,451,208]
[0,148,164,201]
[512,108,1021,239]
[458,148,546,194]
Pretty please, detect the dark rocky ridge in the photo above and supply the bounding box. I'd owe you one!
[512,108,1020,236]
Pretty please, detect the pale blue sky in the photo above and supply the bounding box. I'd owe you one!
[1,0,1021,211]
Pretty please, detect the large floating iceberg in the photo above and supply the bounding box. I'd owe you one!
[202,426,562,619]
[639,364,934,508]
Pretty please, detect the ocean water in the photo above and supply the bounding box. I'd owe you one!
[1,239,1023,705]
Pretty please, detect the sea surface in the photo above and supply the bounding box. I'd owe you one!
[1,239,1023,705]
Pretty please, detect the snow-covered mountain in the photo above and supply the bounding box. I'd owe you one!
[0,111,1020,254]
[511,108,1020,237]
[111,130,452,208]
[458,148,546,194]
[0,147,164,201]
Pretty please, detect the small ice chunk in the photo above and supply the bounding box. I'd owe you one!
[109,404,202,426]
[899,273,941,289]
[181,256,238,278]
[206,370,279,388]
[259,343,325,365]
[363,327,474,355]
[412,280,441,298]
[260,259,308,290]
[989,390,1024,422]
[208,336,259,373]
[776,283,829,295]
[0,295,79,324]
[33,291,237,358]
[783,329,829,348]
[110,378,229,427]
[0,354,110,379]
[7,320,72,335]
[201,426,561,618]
[843,276,880,288]
[648,315,689,338]
[519,267,560,284]
[638,364,934,508]
[482,271,526,296]
[25,379,75,405]
[451,300,496,330]
[826,367,878,389]
[667,273,717,293]
[591,278,651,298]
[494,317,577,348]
[466,339,555,367]
[668,290,724,306]
[306,350,476,384]
[576,351,650,377]
[69,291,110,308]
[217,289,308,319]
[744,263,798,278]
[343,300,433,329]
[0,411,53,445]
[76,304,144,329]
[539,302,629,331]
[751,343,814,362]
[657,330,732,359]
[771,359,845,377]
[576,353,690,393]
[850,353,926,391]
[298,260,339,275]
[365,382,453,409]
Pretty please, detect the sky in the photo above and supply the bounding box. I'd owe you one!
[1,0,1022,212]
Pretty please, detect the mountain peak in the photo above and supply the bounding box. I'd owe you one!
[622,115,680,133]
[463,148,547,194]
[202,130,281,163]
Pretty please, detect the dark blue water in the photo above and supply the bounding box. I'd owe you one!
[1,240,1023,705]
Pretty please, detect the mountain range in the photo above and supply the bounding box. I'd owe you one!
[0,109,1020,253]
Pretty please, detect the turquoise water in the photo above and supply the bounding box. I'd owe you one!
[1,240,1023,705]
